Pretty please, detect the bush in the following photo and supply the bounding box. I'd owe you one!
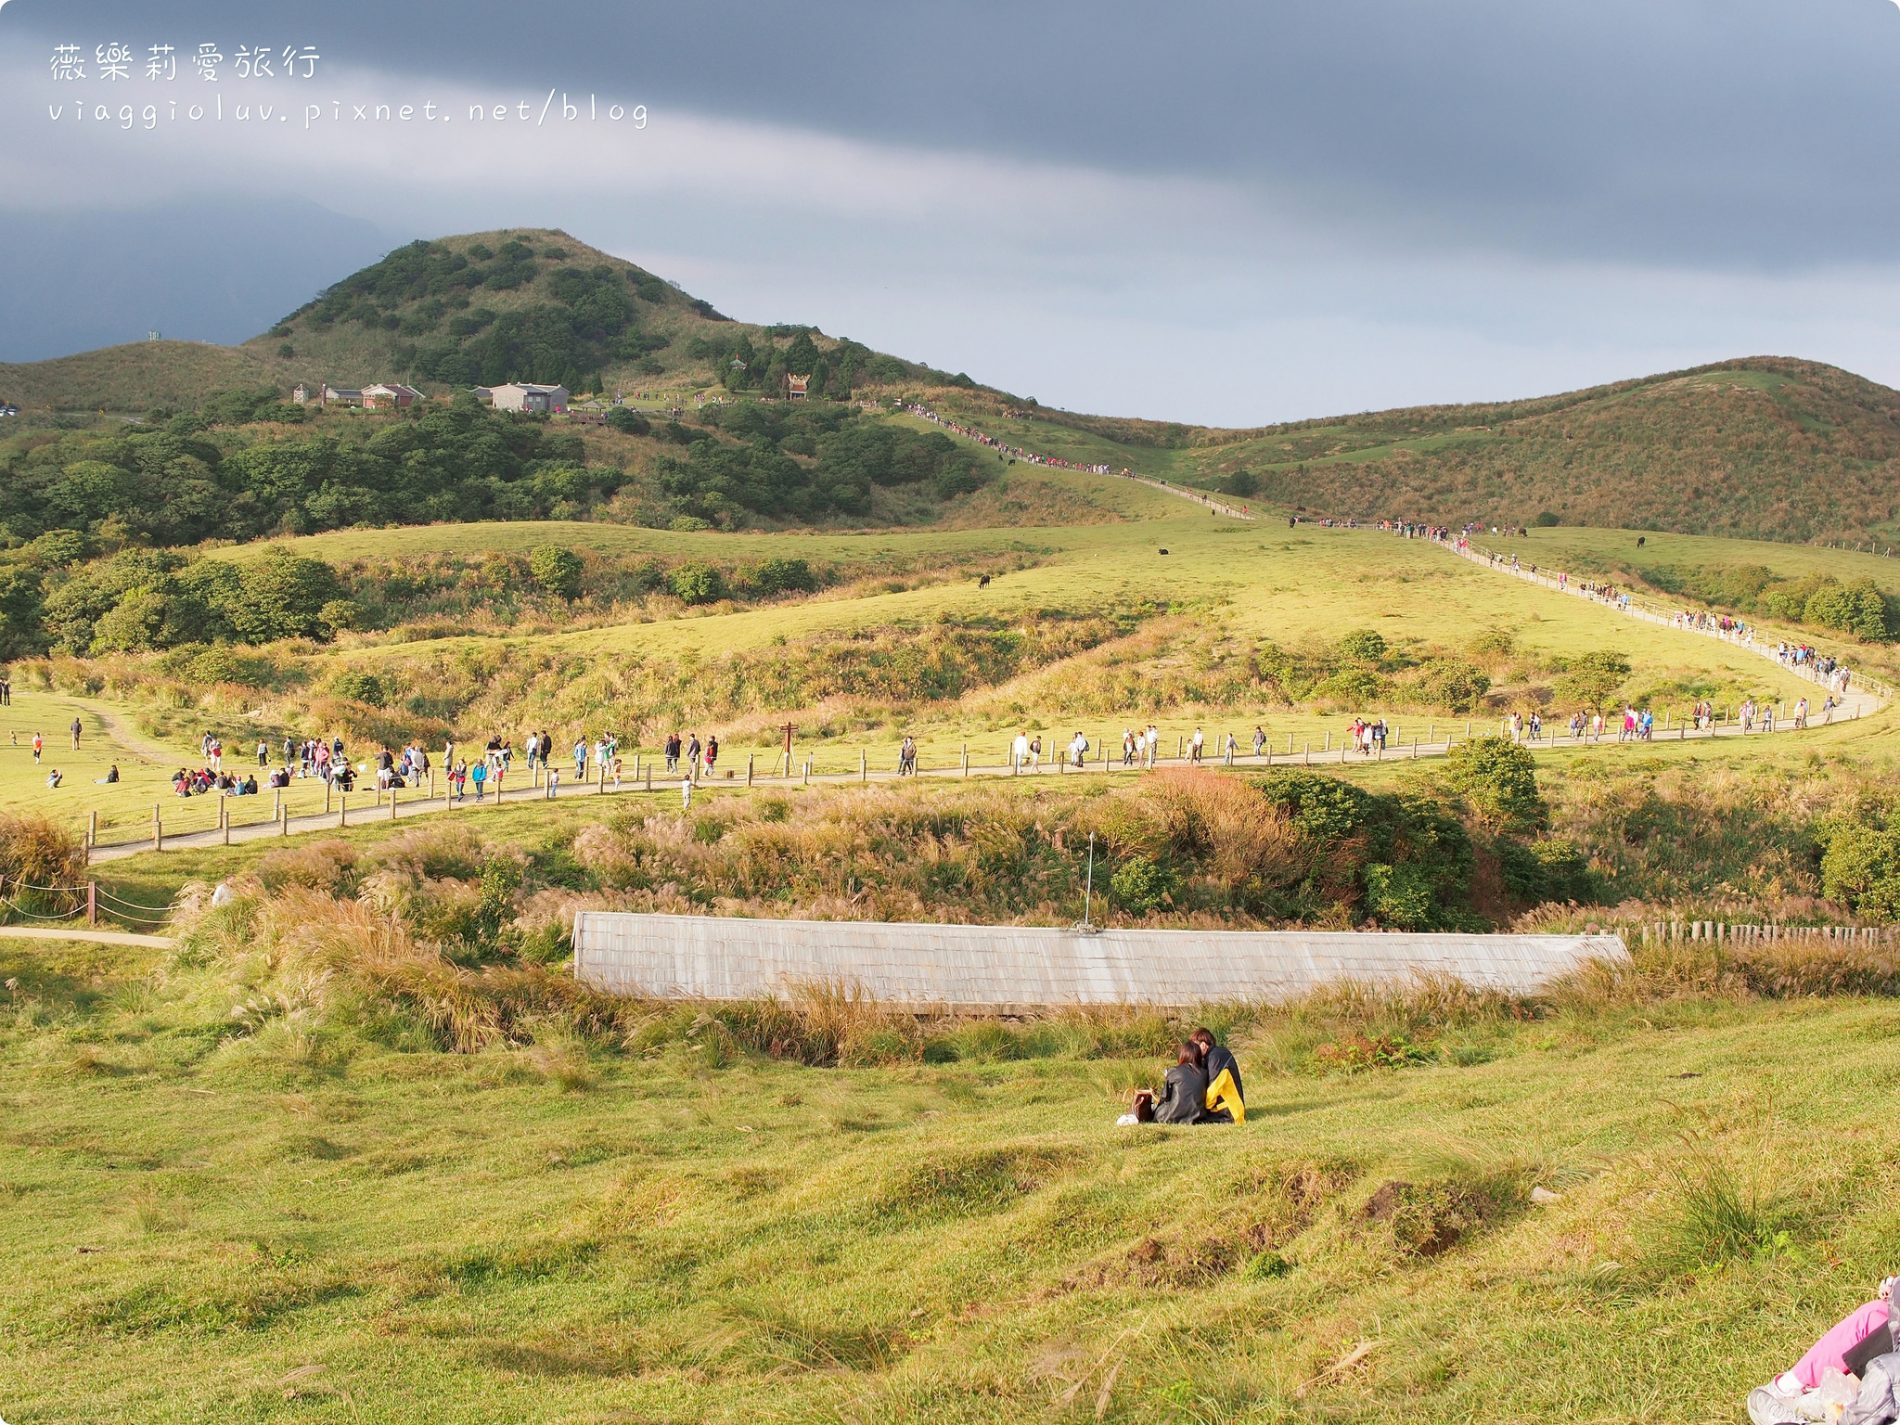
[668,563,727,605]
[1446,737,1546,833]
[605,407,651,437]
[1821,822,1900,920]
[319,598,362,635]
[750,557,819,597]
[332,670,391,708]
[1365,862,1435,929]
[1417,660,1492,714]
[1554,651,1631,712]
[1337,629,1388,665]
[185,647,274,688]
[528,545,584,601]
[1260,771,1370,841]
[1110,855,1179,916]
[1497,837,1596,906]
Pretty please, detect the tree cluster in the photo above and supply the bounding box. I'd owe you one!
[0,394,625,547]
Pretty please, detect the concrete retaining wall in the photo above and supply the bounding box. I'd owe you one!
[572,912,1626,1013]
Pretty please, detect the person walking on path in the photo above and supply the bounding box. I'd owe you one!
[470,759,488,802]
[1190,728,1205,764]
[681,774,694,811]
[69,717,82,751]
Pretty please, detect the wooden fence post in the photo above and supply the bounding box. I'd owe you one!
[87,810,97,850]
[860,749,867,783]
[747,755,755,787]
[389,785,398,820]
[962,744,969,779]
[281,801,290,837]
[220,798,230,846]
[87,882,98,926]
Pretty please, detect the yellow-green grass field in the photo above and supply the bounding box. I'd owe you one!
[5,925,1900,1424]
[6,507,1893,850]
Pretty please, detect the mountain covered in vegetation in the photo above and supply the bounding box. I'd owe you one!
[931,359,1900,544]
[6,228,1900,543]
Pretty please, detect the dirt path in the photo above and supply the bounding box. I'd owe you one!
[63,694,179,764]
[0,926,173,948]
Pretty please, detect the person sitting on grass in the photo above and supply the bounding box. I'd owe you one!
[1191,1027,1245,1123]
[1750,1275,1900,1424]
[96,764,119,786]
[1127,1042,1207,1124]
[44,768,61,789]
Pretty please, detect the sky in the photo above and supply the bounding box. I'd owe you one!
[4,0,1900,425]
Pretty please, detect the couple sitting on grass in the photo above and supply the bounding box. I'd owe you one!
[1752,1274,1900,1424]
[1122,1028,1244,1126]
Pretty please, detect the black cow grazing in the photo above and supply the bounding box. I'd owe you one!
[978,574,991,588]
[1159,548,1170,556]
[1636,536,1647,548]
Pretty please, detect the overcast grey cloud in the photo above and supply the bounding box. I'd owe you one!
[4,0,1900,422]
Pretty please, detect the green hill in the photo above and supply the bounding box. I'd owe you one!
[7,226,1900,543]
[929,358,1900,544]
[0,340,285,415]
[249,227,955,400]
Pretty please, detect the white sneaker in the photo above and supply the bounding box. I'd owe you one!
[1746,1384,1822,1425]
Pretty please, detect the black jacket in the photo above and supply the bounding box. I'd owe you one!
[1153,1063,1207,1125]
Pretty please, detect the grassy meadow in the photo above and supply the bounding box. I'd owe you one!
[3,473,1900,1420]
[7,920,1900,1424]
[5,511,1875,851]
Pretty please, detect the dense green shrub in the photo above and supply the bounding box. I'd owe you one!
[668,563,727,605]
[1110,855,1179,915]
[1446,737,1546,833]
[529,545,584,601]
[1820,822,1900,920]
[1554,651,1631,712]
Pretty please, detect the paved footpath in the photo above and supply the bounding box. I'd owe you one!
[1438,536,1888,718]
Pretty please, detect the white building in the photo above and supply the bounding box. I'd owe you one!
[476,382,569,414]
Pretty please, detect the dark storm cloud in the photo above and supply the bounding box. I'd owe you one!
[9,0,1900,267]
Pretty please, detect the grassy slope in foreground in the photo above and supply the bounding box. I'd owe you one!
[2,932,1895,1423]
